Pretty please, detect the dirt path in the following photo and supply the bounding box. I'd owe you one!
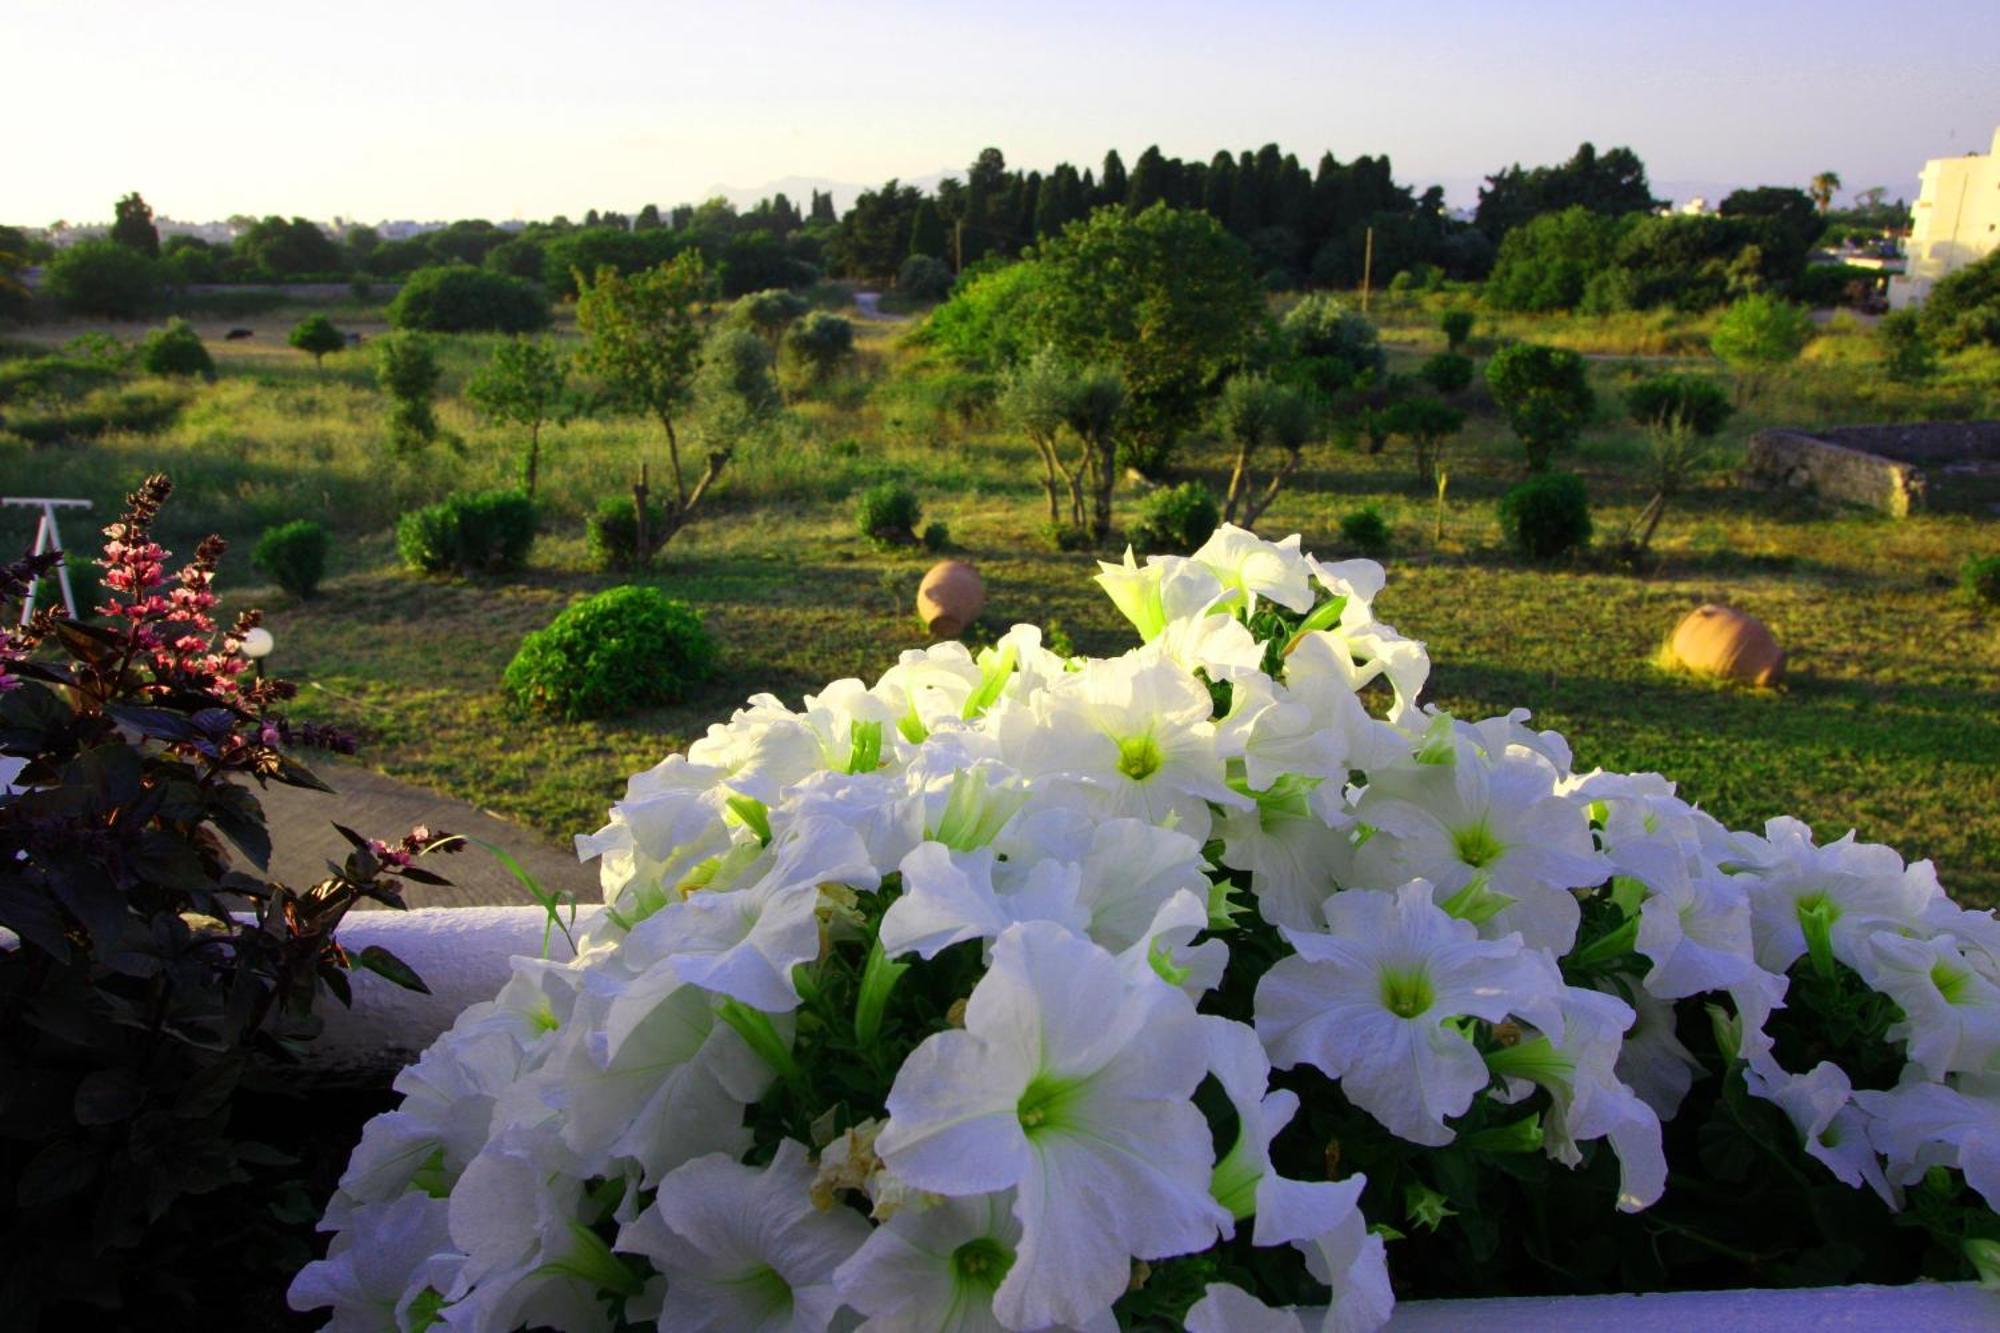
[853,290,910,323]
[249,760,600,909]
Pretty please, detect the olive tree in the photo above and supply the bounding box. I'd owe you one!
[466,336,570,496]
[732,288,809,348]
[1484,343,1595,471]
[1214,374,1314,527]
[288,314,347,367]
[999,348,1085,527]
[1024,203,1262,476]
[1710,293,1812,401]
[782,311,855,392]
[1379,396,1466,485]
[575,252,717,554]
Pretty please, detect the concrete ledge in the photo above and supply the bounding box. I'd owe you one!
[1387,1279,1997,1329]
[1747,428,1927,515]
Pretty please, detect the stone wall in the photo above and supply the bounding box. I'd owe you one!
[1746,422,2000,516]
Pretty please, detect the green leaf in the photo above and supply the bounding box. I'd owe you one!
[353,945,430,994]
[268,754,336,793]
[16,1139,100,1206]
[73,1068,142,1125]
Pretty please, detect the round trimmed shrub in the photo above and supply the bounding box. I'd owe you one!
[1418,350,1474,395]
[252,519,329,599]
[1962,554,2000,607]
[1340,506,1391,555]
[503,586,716,721]
[586,495,667,571]
[387,265,550,334]
[289,313,347,365]
[137,319,214,380]
[1441,308,1475,351]
[1624,374,1734,436]
[855,481,921,545]
[898,254,956,303]
[396,490,537,574]
[1128,481,1220,555]
[1498,472,1593,560]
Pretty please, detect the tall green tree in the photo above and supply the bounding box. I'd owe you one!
[111,191,159,258]
[1026,203,1262,476]
[909,200,947,261]
[574,252,720,548]
[1098,149,1128,208]
[466,336,571,496]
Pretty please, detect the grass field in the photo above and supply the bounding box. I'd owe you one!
[3,294,1997,905]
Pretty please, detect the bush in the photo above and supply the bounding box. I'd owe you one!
[1339,506,1391,554]
[42,238,160,317]
[1710,293,1812,372]
[1128,481,1221,555]
[1877,309,1937,383]
[395,489,538,575]
[921,520,951,552]
[585,494,668,571]
[855,481,922,545]
[137,317,215,380]
[1485,343,1595,470]
[387,264,550,334]
[898,254,956,303]
[785,310,856,388]
[252,519,329,599]
[1623,374,1734,436]
[1041,522,1094,552]
[375,331,443,451]
[1919,248,2000,351]
[1441,308,1475,351]
[1279,293,1384,397]
[1418,350,1474,395]
[503,585,716,721]
[0,477,444,1324]
[288,313,347,365]
[1963,553,2000,607]
[1498,472,1593,559]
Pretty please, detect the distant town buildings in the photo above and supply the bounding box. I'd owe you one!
[1889,125,2000,309]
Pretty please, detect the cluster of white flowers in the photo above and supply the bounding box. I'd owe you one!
[294,525,2000,1332]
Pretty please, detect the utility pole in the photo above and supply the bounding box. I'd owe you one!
[1360,226,1374,315]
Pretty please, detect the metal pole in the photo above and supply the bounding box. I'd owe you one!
[1361,226,1374,316]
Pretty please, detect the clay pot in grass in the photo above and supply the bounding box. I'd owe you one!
[918,560,985,639]
[1665,604,1786,687]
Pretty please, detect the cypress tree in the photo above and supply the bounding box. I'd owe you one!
[1099,150,1128,208]
[1126,146,1168,215]
[909,200,947,259]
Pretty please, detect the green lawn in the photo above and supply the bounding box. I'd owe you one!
[4,300,1997,904]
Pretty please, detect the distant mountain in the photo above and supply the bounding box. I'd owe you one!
[696,170,956,215]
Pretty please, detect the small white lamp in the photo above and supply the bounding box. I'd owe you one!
[241,627,275,677]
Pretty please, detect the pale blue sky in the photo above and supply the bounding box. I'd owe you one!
[7,0,1996,224]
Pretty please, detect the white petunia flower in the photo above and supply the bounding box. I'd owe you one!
[616,815,879,1012]
[1348,725,1605,954]
[441,1127,632,1333]
[1255,881,1565,1146]
[1608,983,1704,1121]
[831,1189,1117,1333]
[877,841,1086,960]
[1095,549,1229,643]
[574,758,741,918]
[1735,817,1929,977]
[686,694,827,805]
[1755,1061,1896,1206]
[1216,775,1353,932]
[1185,1284,1310,1333]
[531,970,769,1186]
[1295,1196,1398,1333]
[876,921,1228,1330]
[1855,1073,2000,1211]
[874,640,984,739]
[1204,1016,1368,1246]
[618,1140,870,1333]
[1004,649,1249,844]
[288,1192,462,1332]
[1485,986,1668,1212]
[1191,524,1316,615]
[1863,931,2000,1080]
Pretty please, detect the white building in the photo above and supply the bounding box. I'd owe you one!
[1888,125,2000,309]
